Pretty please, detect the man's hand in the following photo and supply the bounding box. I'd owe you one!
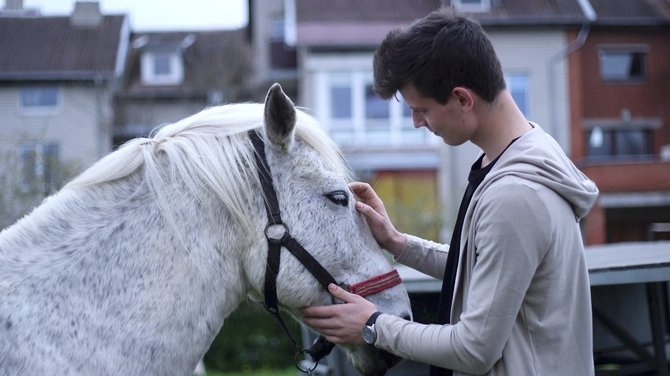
[350,182,407,257]
[300,284,379,344]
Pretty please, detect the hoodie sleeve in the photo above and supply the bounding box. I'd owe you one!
[395,234,449,279]
[375,181,552,373]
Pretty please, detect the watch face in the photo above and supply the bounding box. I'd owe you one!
[362,325,376,344]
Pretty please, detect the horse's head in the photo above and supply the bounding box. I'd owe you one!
[243,84,412,375]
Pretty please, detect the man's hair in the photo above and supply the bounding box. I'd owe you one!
[373,8,505,104]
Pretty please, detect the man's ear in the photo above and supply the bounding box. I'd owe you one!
[452,87,474,111]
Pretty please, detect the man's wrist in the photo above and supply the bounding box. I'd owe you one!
[361,311,383,345]
[387,233,408,258]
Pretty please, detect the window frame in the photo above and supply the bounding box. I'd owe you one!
[598,44,648,83]
[453,0,491,12]
[320,70,434,147]
[19,86,59,114]
[505,72,530,117]
[18,142,60,194]
[140,50,184,86]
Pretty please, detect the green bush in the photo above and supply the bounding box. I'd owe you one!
[204,300,303,372]
[206,367,296,376]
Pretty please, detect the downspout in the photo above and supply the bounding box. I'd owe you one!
[94,72,106,159]
[547,0,596,154]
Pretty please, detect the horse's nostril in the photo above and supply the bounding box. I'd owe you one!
[400,312,411,321]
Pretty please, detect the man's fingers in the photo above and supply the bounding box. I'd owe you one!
[300,305,336,319]
[349,182,375,201]
[303,317,342,331]
[355,201,377,219]
[328,283,361,303]
[349,181,370,194]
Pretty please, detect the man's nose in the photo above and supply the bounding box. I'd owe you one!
[411,110,426,129]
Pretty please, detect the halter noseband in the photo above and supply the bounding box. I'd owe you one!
[248,130,402,372]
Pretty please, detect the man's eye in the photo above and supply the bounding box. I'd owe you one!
[324,190,349,207]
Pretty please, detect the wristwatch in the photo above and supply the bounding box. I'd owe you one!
[361,311,383,345]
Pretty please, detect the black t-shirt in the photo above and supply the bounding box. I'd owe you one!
[430,137,521,376]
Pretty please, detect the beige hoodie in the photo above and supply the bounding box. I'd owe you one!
[375,124,599,376]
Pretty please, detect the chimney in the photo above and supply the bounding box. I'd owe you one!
[1,0,40,17]
[70,1,102,27]
[3,0,23,11]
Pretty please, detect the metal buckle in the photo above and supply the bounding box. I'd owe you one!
[264,222,289,243]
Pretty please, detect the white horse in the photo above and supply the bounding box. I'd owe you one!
[0,84,411,375]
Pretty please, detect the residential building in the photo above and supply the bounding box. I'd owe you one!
[114,29,253,145]
[245,0,595,374]
[292,0,585,243]
[0,1,129,226]
[565,1,670,372]
[569,0,670,245]
[249,0,670,374]
[247,0,298,100]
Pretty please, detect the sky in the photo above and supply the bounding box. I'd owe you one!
[7,0,247,31]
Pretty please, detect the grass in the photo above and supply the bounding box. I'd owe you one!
[203,367,296,376]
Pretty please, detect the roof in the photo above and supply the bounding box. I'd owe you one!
[0,15,128,81]
[295,0,670,48]
[294,0,586,47]
[119,29,251,99]
[398,241,670,292]
[585,241,670,285]
[589,0,670,25]
[473,0,585,25]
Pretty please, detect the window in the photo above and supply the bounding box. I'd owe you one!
[327,73,355,144]
[269,17,297,70]
[365,84,389,120]
[586,127,653,160]
[19,143,60,194]
[21,87,58,111]
[140,51,184,85]
[330,84,352,119]
[364,83,392,145]
[599,48,646,82]
[453,0,490,12]
[152,53,172,75]
[322,71,435,147]
[505,74,529,116]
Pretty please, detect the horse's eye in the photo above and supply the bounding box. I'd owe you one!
[324,190,349,207]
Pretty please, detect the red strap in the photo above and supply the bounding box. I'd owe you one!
[349,269,402,297]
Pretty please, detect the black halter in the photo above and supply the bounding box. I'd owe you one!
[248,130,403,373]
[249,130,337,371]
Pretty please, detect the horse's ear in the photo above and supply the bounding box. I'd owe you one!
[264,83,296,151]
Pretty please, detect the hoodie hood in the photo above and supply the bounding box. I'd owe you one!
[477,124,599,220]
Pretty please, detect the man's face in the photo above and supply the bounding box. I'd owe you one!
[400,85,474,146]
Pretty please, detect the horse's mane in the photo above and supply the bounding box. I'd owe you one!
[65,103,350,232]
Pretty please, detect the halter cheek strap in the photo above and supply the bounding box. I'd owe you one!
[249,130,402,372]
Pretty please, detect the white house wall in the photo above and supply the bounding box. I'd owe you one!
[441,28,572,241]
[298,28,570,242]
[298,52,373,111]
[489,28,571,151]
[0,83,113,173]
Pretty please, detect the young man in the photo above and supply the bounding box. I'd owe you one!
[301,8,599,376]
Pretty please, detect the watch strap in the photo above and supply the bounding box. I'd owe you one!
[366,311,383,327]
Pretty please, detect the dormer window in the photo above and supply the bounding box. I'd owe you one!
[453,0,491,12]
[140,50,184,86]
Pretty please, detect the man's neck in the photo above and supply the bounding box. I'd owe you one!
[473,90,531,167]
